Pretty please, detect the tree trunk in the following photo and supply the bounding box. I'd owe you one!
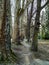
[15,16,21,45]
[31,0,41,51]
[5,0,11,53]
[27,1,34,42]
[0,0,7,60]
[0,0,12,60]
[14,0,21,45]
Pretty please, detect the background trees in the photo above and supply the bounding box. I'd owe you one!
[0,0,49,62]
[45,4,49,39]
[27,0,34,42]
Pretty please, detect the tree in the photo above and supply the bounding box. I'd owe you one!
[30,0,49,51]
[0,0,7,60]
[0,0,17,61]
[14,0,22,45]
[27,0,34,42]
[13,0,35,44]
[31,0,41,51]
[45,2,49,39]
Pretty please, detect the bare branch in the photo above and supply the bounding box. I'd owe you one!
[32,0,49,17]
[41,0,49,10]
[17,0,34,16]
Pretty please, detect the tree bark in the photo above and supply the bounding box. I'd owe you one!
[15,16,21,45]
[27,1,34,42]
[14,0,21,45]
[31,0,41,51]
[0,0,12,60]
[0,0,7,60]
[5,0,11,53]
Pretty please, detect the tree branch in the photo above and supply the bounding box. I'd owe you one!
[41,0,49,10]
[32,0,49,17]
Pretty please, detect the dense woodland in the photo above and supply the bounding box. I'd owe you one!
[0,0,49,65]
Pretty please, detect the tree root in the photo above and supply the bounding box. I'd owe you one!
[0,50,20,63]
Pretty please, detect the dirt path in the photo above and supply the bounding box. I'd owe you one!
[0,40,49,65]
[11,40,49,65]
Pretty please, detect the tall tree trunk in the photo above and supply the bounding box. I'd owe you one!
[31,0,41,51]
[27,1,34,42]
[0,0,7,60]
[0,0,12,60]
[14,0,21,45]
[5,0,11,53]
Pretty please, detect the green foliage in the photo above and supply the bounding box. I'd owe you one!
[44,32,49,39]
[44,4,49,39]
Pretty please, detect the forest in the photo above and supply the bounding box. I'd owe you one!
[0,0,49,65]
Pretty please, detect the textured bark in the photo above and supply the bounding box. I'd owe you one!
[0,0,11,60]
[14,0,21,45]
[15,16,21,45]
[5,0,11,53]
[31,0,41,51]
[0,0,7,60]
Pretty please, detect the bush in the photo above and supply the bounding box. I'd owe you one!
[44,32,49,39]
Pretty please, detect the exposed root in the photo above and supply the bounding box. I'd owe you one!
[0,50,20,63]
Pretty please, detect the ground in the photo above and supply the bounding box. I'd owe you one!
[0,40,49,65]
[34,40,49,61]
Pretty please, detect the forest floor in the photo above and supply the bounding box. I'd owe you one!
[12,39,49,65]
[0,39,49,65]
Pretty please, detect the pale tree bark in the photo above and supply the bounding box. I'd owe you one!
[13,0,34,43]
[31,0,41,51]
[27,0,49,43]
[27,0,34,42]
[22,0,25,8]
[14,0,21,45]
[5,0,11,53]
